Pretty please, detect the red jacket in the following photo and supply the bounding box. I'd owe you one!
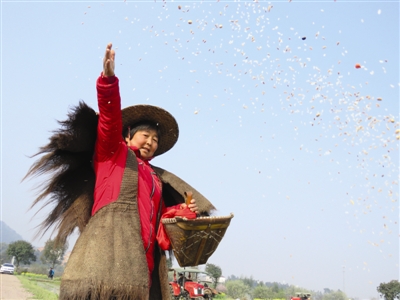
[92,73,177,279]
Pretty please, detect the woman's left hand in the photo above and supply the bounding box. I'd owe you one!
[181,199,198,214]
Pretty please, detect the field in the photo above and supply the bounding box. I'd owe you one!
[17,273,60,299]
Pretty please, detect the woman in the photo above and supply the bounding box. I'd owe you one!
[27,43,215,300]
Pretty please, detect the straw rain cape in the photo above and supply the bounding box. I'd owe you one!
[25,101,216,299]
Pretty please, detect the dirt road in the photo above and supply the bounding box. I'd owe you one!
[0,274,34,300]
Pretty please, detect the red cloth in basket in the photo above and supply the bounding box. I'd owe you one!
[156,207,196,250]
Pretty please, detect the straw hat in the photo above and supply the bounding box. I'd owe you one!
[121,105,179,156]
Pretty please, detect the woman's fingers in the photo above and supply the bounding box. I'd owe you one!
[103,43,115,76]
[189,199,198,212]
[181,199,198,212]
[110,48,115,61]
[105,43,112,58]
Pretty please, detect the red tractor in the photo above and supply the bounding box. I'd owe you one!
[291,293,311,300]
[169,267,215,300]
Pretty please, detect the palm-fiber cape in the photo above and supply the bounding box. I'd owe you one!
[25,102,215,300]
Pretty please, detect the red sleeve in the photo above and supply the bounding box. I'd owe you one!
[94,73,123,162]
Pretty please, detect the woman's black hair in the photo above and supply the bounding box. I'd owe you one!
[124,121,161,141]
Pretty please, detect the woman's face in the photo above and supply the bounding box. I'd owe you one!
[125,129,159,159]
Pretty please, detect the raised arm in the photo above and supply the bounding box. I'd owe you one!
[94,43,123,162]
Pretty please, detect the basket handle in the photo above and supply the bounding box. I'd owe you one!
[184,191,193,206]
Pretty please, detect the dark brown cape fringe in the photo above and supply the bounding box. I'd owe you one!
[24,101,98,246]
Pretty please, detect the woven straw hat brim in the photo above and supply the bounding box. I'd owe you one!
[121,105,179,156]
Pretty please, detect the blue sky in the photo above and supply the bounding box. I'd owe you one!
[1,0,399,299]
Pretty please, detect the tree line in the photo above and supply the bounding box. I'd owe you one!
[1,239,68,275]
[205,263,400,300]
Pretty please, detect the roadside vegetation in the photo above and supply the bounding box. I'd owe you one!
[216,275,349,300]
[17,272,59,300]
[3,242,397,300]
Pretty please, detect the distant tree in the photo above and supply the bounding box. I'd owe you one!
[34,248,42,260]
[228,274,238,281]
[322,290,347,300]
[274,289,286,299]
[6,240,36,270]
[253,285,272,299]
[285,285,295,299]
[226,280,250,299]
[205,263,222,288]
[0,243,13,264]
[312,291,323,300]
[377,280,400,300]
[40,239,68,268]
[271,283,280,294]
[242,275,257,288]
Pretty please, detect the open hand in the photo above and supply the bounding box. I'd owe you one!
[103,43,115,76]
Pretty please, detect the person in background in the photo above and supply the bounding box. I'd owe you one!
[178,273,185,287]
[48,268,54,280]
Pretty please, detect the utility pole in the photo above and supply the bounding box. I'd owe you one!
[343,266,346,293]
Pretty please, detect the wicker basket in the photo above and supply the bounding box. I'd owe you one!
[161,213,234,267]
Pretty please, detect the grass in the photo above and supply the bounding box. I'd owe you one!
[17,273,60,300]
